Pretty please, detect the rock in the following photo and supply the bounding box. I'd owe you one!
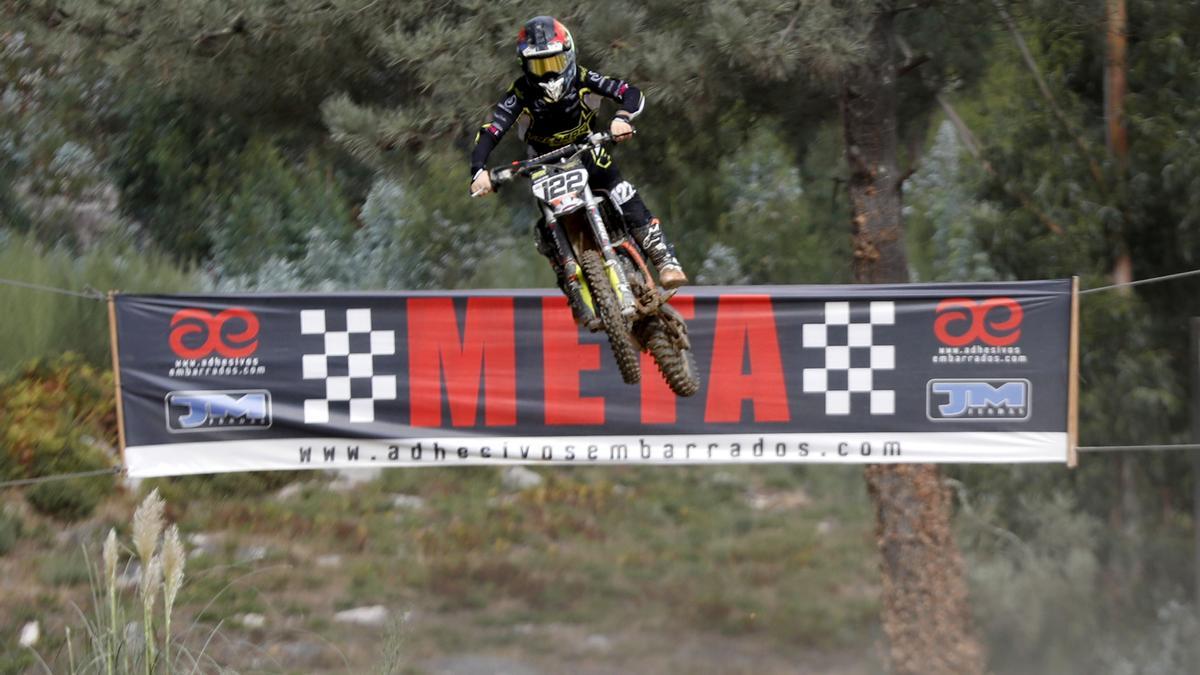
[315,554,342,568]
[501,466,543,491]
[55,523,99,548]
[583,634,612,653]
[116,561,141,590]
[275,482,306,500]
[270,640,326,667]
[332,468,382,490]
[333,605,389,627]
[239,613,266,629]
[747,489,811,512]
[236,545,270,563]
[709,471,741,487]
[187,532,221,559]
[389,494,426,510]
[18,621,38,647]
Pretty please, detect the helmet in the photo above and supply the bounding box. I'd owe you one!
[517,16,576,102]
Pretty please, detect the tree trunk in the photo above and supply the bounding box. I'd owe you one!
[1106,0,1133,287]
[1105,0,1143,592]
[840,6,985,674]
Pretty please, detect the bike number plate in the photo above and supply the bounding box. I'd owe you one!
[532,169,588,211]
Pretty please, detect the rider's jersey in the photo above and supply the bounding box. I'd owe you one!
[470,66,644,177]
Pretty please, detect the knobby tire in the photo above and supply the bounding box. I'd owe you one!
[579,248,641,384]
[642,318,701,397]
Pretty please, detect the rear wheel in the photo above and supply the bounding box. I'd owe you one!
[642,317,701,397]
[579,248,640,384]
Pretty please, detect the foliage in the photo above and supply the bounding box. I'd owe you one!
[904,121,999,282]
[0,353,116,519]
[713,124,850,283]
[0,229,199,371]
[0,505,21,556]
[0,29,123,244]
[207,138,357,276]
[958,488,1103,672]
[4,0,1200,669]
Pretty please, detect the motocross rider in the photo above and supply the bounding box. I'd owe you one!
[469,15,688,316]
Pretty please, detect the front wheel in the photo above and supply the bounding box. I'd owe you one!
[641,316,701,397]
[579,248,641,384]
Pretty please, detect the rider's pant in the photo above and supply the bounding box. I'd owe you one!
[534,145,653,256]
[580,145,654,230]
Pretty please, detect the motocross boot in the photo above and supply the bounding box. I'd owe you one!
[632,218,688,289]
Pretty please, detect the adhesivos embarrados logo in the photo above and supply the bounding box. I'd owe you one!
[169,308,260,359]
[164,390,273,432]
[926,379,1030,421]
[931,297,1028,365]
[167,307,267,377]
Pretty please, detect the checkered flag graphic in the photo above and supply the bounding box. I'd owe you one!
[300,308,396,424]
[802,301,896,415]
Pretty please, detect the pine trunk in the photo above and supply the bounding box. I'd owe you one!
[840,6,985,674]
[1106,0,1133,286]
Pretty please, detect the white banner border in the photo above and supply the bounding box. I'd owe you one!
[124,432,1069,477]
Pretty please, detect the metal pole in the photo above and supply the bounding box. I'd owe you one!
[1191,318,1200,612]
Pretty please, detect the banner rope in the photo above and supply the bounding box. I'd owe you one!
[0,467,122,490]
[4,266,1199,300]
[0,276,106,301]
[1080,267,1200,295]
[1077,443,1200,453]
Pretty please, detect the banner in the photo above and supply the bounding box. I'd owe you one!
[110,280,1077,476]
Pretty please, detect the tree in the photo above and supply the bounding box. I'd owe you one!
[839,4,985,673]
[700,1,987,671]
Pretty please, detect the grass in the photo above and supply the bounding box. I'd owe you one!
[36,550,93,587]
[0,229,198,373]
[2,464,882,672]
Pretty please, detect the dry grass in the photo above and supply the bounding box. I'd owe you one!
[1,465,882,673]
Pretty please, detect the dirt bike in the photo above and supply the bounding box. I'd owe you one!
[484,131,700,397]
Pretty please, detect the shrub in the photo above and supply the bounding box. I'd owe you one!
[0,354,117,519]
[0,506,21,556]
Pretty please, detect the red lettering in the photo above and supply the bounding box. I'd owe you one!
[704,295,790,423]
[542,296,605,425]
[408,297,516,427]
[639,295,696,424]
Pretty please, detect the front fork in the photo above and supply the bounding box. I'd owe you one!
[543,188,637,319]
[581,187,637,317]
[543,205,593,320]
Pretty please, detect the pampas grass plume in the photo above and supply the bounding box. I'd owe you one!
[132,489,165,566]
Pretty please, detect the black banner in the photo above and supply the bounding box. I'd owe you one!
[112,280,1075,475]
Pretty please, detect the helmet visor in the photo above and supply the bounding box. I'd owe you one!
[526,53,569,77]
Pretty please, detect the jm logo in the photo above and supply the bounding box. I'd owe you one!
[165,390,272,432]
[926,379,1030,421]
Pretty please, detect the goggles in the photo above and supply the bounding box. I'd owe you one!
[526,53,569,77]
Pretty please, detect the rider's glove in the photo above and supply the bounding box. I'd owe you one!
[611,115,634,143]
[470,169,493,197]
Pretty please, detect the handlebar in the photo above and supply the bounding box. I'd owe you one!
[487,130,622,188]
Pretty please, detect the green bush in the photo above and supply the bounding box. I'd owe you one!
[0,507,20,556]
[0,353,117,519]
[26,473,113,522]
